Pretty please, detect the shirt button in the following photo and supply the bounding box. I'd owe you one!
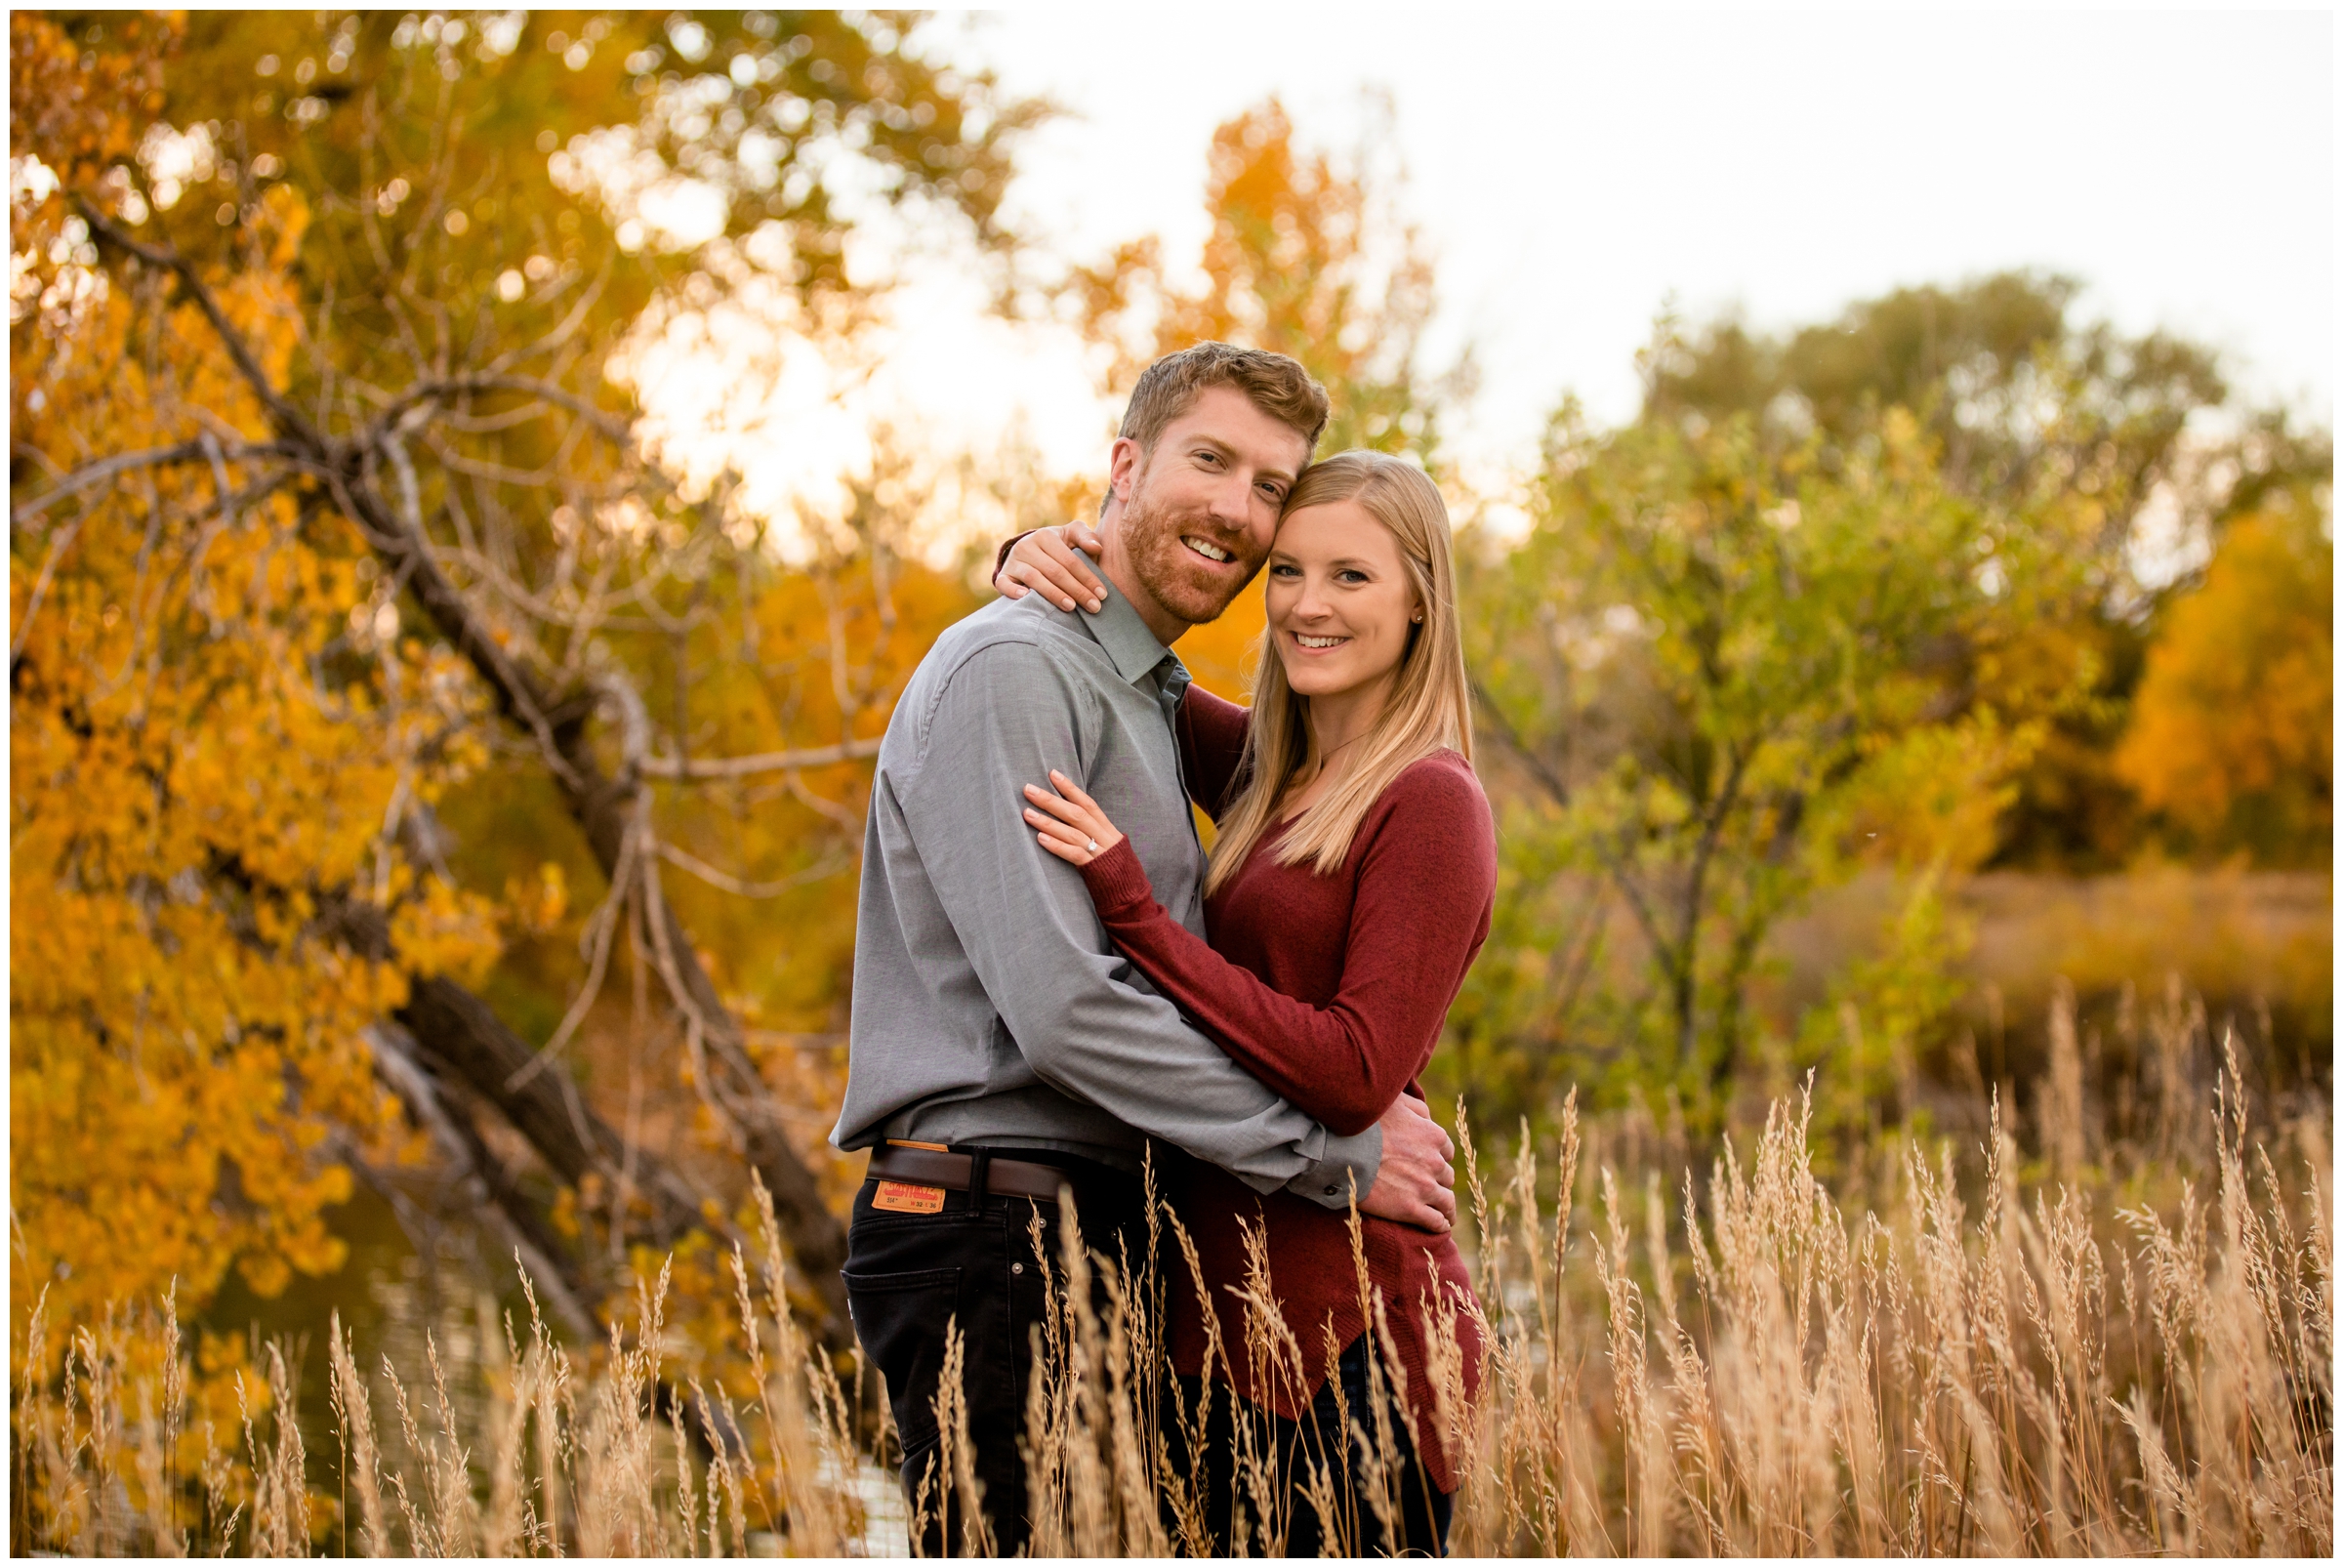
[1325,1185,1339,1196]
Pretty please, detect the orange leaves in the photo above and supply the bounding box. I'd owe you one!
[2116,502,2333,861]
[11,186,499,1338]
[8,14,176,201]
[10,464,502,1326]
[1072,97,1443,459]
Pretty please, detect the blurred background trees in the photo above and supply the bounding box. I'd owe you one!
[1443,273,2330,1139]
[11,7,1032,1374]
[11,7,2330,1447]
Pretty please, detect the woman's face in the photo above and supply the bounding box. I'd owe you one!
[1263,499,1419,704]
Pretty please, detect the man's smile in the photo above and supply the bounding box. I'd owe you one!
[1181,534,1236,564]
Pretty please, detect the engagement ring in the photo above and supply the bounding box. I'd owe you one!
[1087,838,1099,853]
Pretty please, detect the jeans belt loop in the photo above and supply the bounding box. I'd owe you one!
[966,1147,993,1203]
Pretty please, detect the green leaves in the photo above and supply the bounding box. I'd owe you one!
[1460,396,2090,1128]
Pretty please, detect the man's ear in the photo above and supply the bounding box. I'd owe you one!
[1105,435,1142,509]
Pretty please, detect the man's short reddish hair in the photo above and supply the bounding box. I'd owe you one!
[1117,341,1331,458]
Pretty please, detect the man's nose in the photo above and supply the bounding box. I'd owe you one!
[1202,469,1254,527]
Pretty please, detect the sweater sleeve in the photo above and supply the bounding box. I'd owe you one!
[1174,684,1253,819]
[1077,758,1497,1136]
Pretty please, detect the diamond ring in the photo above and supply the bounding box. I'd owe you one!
[1087,838,1099,853]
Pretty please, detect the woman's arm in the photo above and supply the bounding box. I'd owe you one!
[1176,684,1252,819]
[1037,761,1496,1136]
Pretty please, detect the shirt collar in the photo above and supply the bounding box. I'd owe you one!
[1082,577,1187,691]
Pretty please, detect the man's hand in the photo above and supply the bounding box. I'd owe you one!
[996,521,1107,613]
[1358,1093,1458,1233]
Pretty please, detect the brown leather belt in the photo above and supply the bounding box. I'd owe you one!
[866,1144,1078,1204]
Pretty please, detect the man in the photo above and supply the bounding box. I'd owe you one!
[832,342,1458,1553]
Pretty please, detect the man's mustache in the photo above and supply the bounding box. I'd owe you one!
[1145,505,1261,567]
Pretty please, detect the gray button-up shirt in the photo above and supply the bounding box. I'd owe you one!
[832,581,1381,1206]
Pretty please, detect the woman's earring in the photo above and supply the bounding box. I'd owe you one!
[1411,612,1423,624]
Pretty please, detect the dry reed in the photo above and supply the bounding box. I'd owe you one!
[13,1051,2329,1556]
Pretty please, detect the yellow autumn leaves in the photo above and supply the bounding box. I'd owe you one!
[11,172,500,1333]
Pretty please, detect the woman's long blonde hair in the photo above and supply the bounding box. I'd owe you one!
[1205,451,1475,896]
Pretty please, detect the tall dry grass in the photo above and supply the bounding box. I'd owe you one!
[13,1047,2330,1556]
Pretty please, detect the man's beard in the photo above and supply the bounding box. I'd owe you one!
[1119,480,1266,630]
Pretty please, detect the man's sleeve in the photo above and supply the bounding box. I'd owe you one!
[894,640,1380,1204]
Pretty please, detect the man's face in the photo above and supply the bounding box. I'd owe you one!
[1106,386,1309,637]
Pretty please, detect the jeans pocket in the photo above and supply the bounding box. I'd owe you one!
[843,1264,965,1454]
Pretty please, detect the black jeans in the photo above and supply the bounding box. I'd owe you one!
[1168,1336,1454,1557]
[842,1149,1148,1557]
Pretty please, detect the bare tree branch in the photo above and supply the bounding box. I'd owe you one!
[9,437,293,528]
[639,738,884,781]
[362,1022,598,1341]
[657,840,854,898]
[80,187,858,1350]
[78,202,328,450]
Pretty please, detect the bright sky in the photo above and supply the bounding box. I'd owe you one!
[631,9,2334,549]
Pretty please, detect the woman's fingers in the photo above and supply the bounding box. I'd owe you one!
[1023,558,1086,612]
[1035,830,1087,865]
[1024,805,1088,846]
[1023,803,1089,844]
[1020,773,1123,863]
[1003,527,1104,613]
[1035,527,1107,608]
[1046,768,1105,814]
[1022,782,1096,831]
[1000,558,1084,612]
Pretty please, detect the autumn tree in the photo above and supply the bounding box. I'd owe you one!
[1641,272,2331,867]
[1452,391,2093,1130]
[2116,489,2332,864]
[1443,272,2331,1135]
[13,9,1033,1356]
[1068,96,1456,463]
[1063,96,1463,694]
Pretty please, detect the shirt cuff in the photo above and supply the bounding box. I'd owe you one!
[1078,838,1154,921]
[1286,1122,1382,1211]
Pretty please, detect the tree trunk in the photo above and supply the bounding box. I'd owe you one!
[82,211,857,1353]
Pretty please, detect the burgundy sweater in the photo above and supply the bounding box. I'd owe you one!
[1076,685,1495,1492]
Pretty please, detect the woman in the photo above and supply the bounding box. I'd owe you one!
[997,450,1494,1555]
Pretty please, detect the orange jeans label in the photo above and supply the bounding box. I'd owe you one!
[873,1179,947,1215]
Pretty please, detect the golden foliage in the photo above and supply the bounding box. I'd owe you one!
[1071,98,1447,458]
[2117,501,2333,861]
[8,14,171,198]
[11,105,500,1334]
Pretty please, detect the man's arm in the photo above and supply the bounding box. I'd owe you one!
[894,639,1378,1205]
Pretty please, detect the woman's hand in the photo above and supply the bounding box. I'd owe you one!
[1022,769,1125,867]
[995,522,1107,614]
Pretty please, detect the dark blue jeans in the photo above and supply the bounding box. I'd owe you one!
[1169,1335,1455,1557]
[841,1150,1149,1557]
